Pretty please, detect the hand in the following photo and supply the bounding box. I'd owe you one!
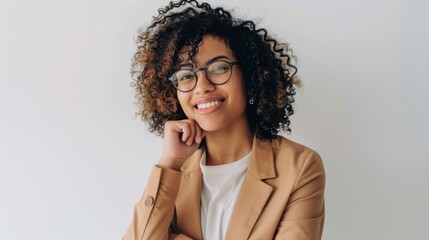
[158,119,205,170]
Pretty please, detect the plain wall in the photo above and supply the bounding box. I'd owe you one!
[0,0,428,239]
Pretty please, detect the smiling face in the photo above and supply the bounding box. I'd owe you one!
[176,34,249,134]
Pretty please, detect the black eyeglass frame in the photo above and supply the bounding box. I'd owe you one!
[168,60,238,92]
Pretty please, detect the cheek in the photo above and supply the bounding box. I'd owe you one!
[177,93,192,114]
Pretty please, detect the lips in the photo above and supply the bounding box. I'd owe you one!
[192,97,225,114]
[196,100,223,109]
[193,97,225,109]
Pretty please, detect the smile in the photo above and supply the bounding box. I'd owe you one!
[196,100,223,109]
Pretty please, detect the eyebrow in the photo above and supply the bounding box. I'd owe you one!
[178,55,232,69]
[205,55,231,66]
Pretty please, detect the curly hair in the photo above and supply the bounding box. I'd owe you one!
[131,0,301,140]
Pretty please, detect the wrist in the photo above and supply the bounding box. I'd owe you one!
[158,156,184,171]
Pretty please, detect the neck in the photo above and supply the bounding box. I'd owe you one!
[204,121,253,166]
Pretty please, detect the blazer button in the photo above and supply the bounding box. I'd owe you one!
[144,196,154,206]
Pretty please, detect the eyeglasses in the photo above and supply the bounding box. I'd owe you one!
[168,60,238,92]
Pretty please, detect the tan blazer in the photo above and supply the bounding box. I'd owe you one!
[123,136,325,240]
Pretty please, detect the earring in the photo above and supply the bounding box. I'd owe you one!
[248,89,255,105]
[249,97,254,105]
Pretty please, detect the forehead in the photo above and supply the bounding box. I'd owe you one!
[179,35,236,66]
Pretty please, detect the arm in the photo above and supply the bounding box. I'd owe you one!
[123,120,204,240]
[122,166,193,240]
[274,151,326,240]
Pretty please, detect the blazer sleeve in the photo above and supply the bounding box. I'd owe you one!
[122,166,194,240]
[274,150,326,240]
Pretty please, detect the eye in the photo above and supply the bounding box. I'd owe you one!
[209,61,230,74]
[176,70,195,82]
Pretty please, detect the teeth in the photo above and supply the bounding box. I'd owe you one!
[197,100,221,109]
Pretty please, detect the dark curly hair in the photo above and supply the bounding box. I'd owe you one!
[131,0,301,140]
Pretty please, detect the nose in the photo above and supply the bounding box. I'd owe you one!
[194,70,215,94]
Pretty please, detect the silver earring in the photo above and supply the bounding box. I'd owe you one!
[248,89,255,105]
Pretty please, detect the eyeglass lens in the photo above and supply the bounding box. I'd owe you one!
[172,60,233,91]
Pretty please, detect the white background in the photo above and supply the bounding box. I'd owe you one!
[0,0,428,239]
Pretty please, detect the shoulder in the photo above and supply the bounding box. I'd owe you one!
[267,135,325,178]
[270,135,322,158]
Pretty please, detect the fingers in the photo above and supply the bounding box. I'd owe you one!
[171,120,204,146]
[174,122,188,142]
[195,123,204,144]
[190,120,205,145]
[161,120,205,169]
[180,121,195,146]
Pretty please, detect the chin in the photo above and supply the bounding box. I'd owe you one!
[195,119,221,132]
[197,123,216,132]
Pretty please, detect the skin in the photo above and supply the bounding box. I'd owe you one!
[158,34,253,170]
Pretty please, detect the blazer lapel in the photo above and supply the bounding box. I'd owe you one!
[175,149,204,239]
[226,137,277,239]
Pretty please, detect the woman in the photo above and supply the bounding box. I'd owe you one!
[123,0,325,239]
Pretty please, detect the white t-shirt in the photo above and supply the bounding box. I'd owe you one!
[199,151,251,240]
